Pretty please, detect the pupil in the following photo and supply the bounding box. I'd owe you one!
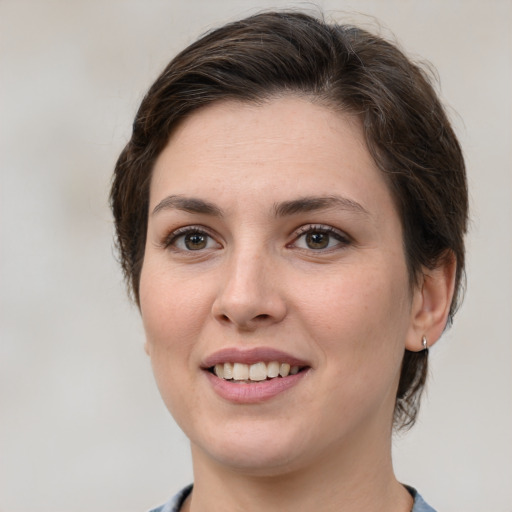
[306,232,328,249]
[185,233,207,250]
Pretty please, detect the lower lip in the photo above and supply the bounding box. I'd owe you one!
[205,369,309,403]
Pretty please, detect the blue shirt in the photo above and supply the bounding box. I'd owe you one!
[148,484,437,511]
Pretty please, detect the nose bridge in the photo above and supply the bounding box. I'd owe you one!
[212,239,286,329]
[227,245,264,295]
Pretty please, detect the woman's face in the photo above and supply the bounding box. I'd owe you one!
[140,97,420,475]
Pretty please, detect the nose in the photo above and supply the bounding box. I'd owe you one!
[211,249,287,331]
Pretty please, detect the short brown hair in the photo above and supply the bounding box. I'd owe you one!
[111,11,468,429]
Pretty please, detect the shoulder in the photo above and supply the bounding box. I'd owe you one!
[406,485,438,512]
[147,484,193,512]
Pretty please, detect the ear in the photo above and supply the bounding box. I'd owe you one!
[405,252,457,352]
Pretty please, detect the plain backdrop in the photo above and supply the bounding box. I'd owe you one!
[1,1,511,511]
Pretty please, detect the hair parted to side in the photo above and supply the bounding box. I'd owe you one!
[110,11,468,430]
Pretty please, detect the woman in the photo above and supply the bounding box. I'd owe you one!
[111,11,468,512]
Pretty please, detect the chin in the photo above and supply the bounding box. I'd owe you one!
[208,448,304,477]
[191,421,311,476]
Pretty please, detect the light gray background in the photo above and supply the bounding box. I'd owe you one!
[1,1,511,511]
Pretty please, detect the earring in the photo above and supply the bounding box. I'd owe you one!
[422,335,428,352]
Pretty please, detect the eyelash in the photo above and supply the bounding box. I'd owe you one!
[163,225,220,252]
[162,224,351,253]
[290,224,351,251]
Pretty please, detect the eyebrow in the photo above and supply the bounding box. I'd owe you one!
[273,195,370,218]
[151,194,370,218]
[152,195,224,216]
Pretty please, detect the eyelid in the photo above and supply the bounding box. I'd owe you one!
[160,223,350,252]
[294,223,348,237]
[289,224,352,250]
[162,225,221,250]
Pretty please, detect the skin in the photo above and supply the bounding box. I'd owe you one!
[140,97,455,512]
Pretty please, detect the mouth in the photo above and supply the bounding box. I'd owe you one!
[208,361,309,383]
[201,348,311,401]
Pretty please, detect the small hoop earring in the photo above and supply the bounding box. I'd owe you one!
[422,335,428,352]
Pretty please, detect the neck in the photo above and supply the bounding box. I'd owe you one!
[185,427,412,512]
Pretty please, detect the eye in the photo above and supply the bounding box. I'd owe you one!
[165,227,221,252]
[292,225,350,251]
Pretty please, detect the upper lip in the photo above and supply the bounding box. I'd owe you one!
[201,347,310,369]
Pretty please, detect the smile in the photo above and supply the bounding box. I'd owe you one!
[211,361,304,382]
[202,348,311,402]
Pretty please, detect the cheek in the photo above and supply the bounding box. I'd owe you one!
[301,266,411,418]
[140,263,210,344]
[139,265,208,417]
[296,262,412,361]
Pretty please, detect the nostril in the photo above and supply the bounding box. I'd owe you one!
[218,313,270,323]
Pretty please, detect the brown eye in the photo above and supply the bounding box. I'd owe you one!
[184,232,208,250]
[292,225,350,251]
[167,228,221,252]
[305,232,330,249]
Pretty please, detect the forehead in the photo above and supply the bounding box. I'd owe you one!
[150,96,393,216]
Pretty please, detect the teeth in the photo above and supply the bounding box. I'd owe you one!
[223,362,233,379]
[213,361,303,381]
[233,362,249,380]
[267,361,280,378]
[249,362,267,381]
[279,363,291,377]
[214,364,224,378]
